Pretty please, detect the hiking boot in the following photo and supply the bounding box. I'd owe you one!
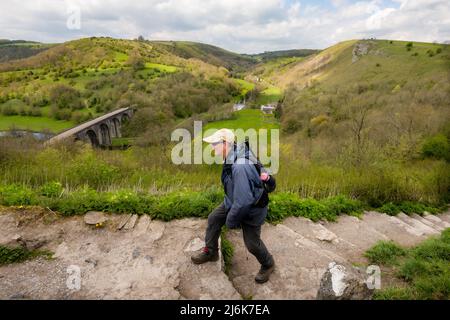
[191,247,219,264]
[255,261,275,284]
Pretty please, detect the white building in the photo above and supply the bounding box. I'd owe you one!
[233,103,246,111]
[260,104,276,114]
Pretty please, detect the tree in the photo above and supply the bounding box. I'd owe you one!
[49,84,83,110]
[127,50,145,71]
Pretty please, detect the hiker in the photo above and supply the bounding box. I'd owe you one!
[191,128,276,284]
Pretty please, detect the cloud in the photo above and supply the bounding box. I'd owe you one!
[0,0,449,53]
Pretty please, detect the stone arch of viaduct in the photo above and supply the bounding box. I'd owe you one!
[45,107,133,147]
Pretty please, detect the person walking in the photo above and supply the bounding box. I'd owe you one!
[191,128,275,284]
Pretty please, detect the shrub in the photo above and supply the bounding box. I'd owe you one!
[421,134,449,160]
[39,181,63,198]
[0,184,36,206]
[67,151,121,188]
[49,84,83,109]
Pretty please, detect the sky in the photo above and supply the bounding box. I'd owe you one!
[1,0,449,53]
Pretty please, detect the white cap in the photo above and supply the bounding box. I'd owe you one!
[203,128,235,144]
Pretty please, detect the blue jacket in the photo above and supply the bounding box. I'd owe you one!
[221,142,268,228]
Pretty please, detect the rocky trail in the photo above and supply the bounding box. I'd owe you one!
[0,207,449,300]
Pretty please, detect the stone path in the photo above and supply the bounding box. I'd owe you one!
[0,207,448,300]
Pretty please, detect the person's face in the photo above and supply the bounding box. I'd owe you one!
[212,141,226,158]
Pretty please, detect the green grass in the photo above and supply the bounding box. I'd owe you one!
[257,86,282,105]
[233,78,255,96]
[144,62,177,73]
[111,137,135,147]
[0,183,367,222]
[221,226,234,276]
[364,241,407,265]
[203,109,279,132]
[114,51,128,62]
[0,245,53,265]
[0,114,75,132]
[371,229,450,300]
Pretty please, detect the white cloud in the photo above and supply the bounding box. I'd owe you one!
[0,0,449,53]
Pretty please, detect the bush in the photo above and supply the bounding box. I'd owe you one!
[0,184,36,206]
[49,84,83,110]
[421,134,449,160]
[67,151,121,188]
[39,181,63,198]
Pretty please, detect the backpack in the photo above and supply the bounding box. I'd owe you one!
[243,140,276,208]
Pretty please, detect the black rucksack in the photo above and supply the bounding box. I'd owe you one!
[243,140,276,208]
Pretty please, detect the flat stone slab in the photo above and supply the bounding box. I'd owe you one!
[84,211,108,225]
[361,211,426,247]
[0,212,239,300]
[123,214,138,230]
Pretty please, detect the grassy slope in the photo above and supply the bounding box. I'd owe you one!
[203,109,279,132]
[262,39,449,90]
[0,115,75,132]
[318,40,449,89]
[150,40,257,70]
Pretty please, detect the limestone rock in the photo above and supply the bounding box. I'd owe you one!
[123,214,138,230]
[184,237,204,252]
[317,262,374,300]
[313,227,338,242]
[84,211,108,225]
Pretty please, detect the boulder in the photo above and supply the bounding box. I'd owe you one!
[317,262,374,300]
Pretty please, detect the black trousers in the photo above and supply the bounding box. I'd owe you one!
[205,202,274,268]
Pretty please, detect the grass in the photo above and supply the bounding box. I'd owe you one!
[144,62,177,73]
[0,114,75,132]
[203,109,279,132]
[111,137,135,147]
[370,228,450,300]
[0,245,53,265]
[364,241,407,265]
[0,183,365,221]
[221,226,234,276]
[256,86,282,105]
[233,78,255,96]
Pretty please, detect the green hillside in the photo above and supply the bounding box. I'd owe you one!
[0,37,249,135]
[0,40,56,63]
[0,37,449,209]
[272,39,450,205]
[151,40,257,71]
